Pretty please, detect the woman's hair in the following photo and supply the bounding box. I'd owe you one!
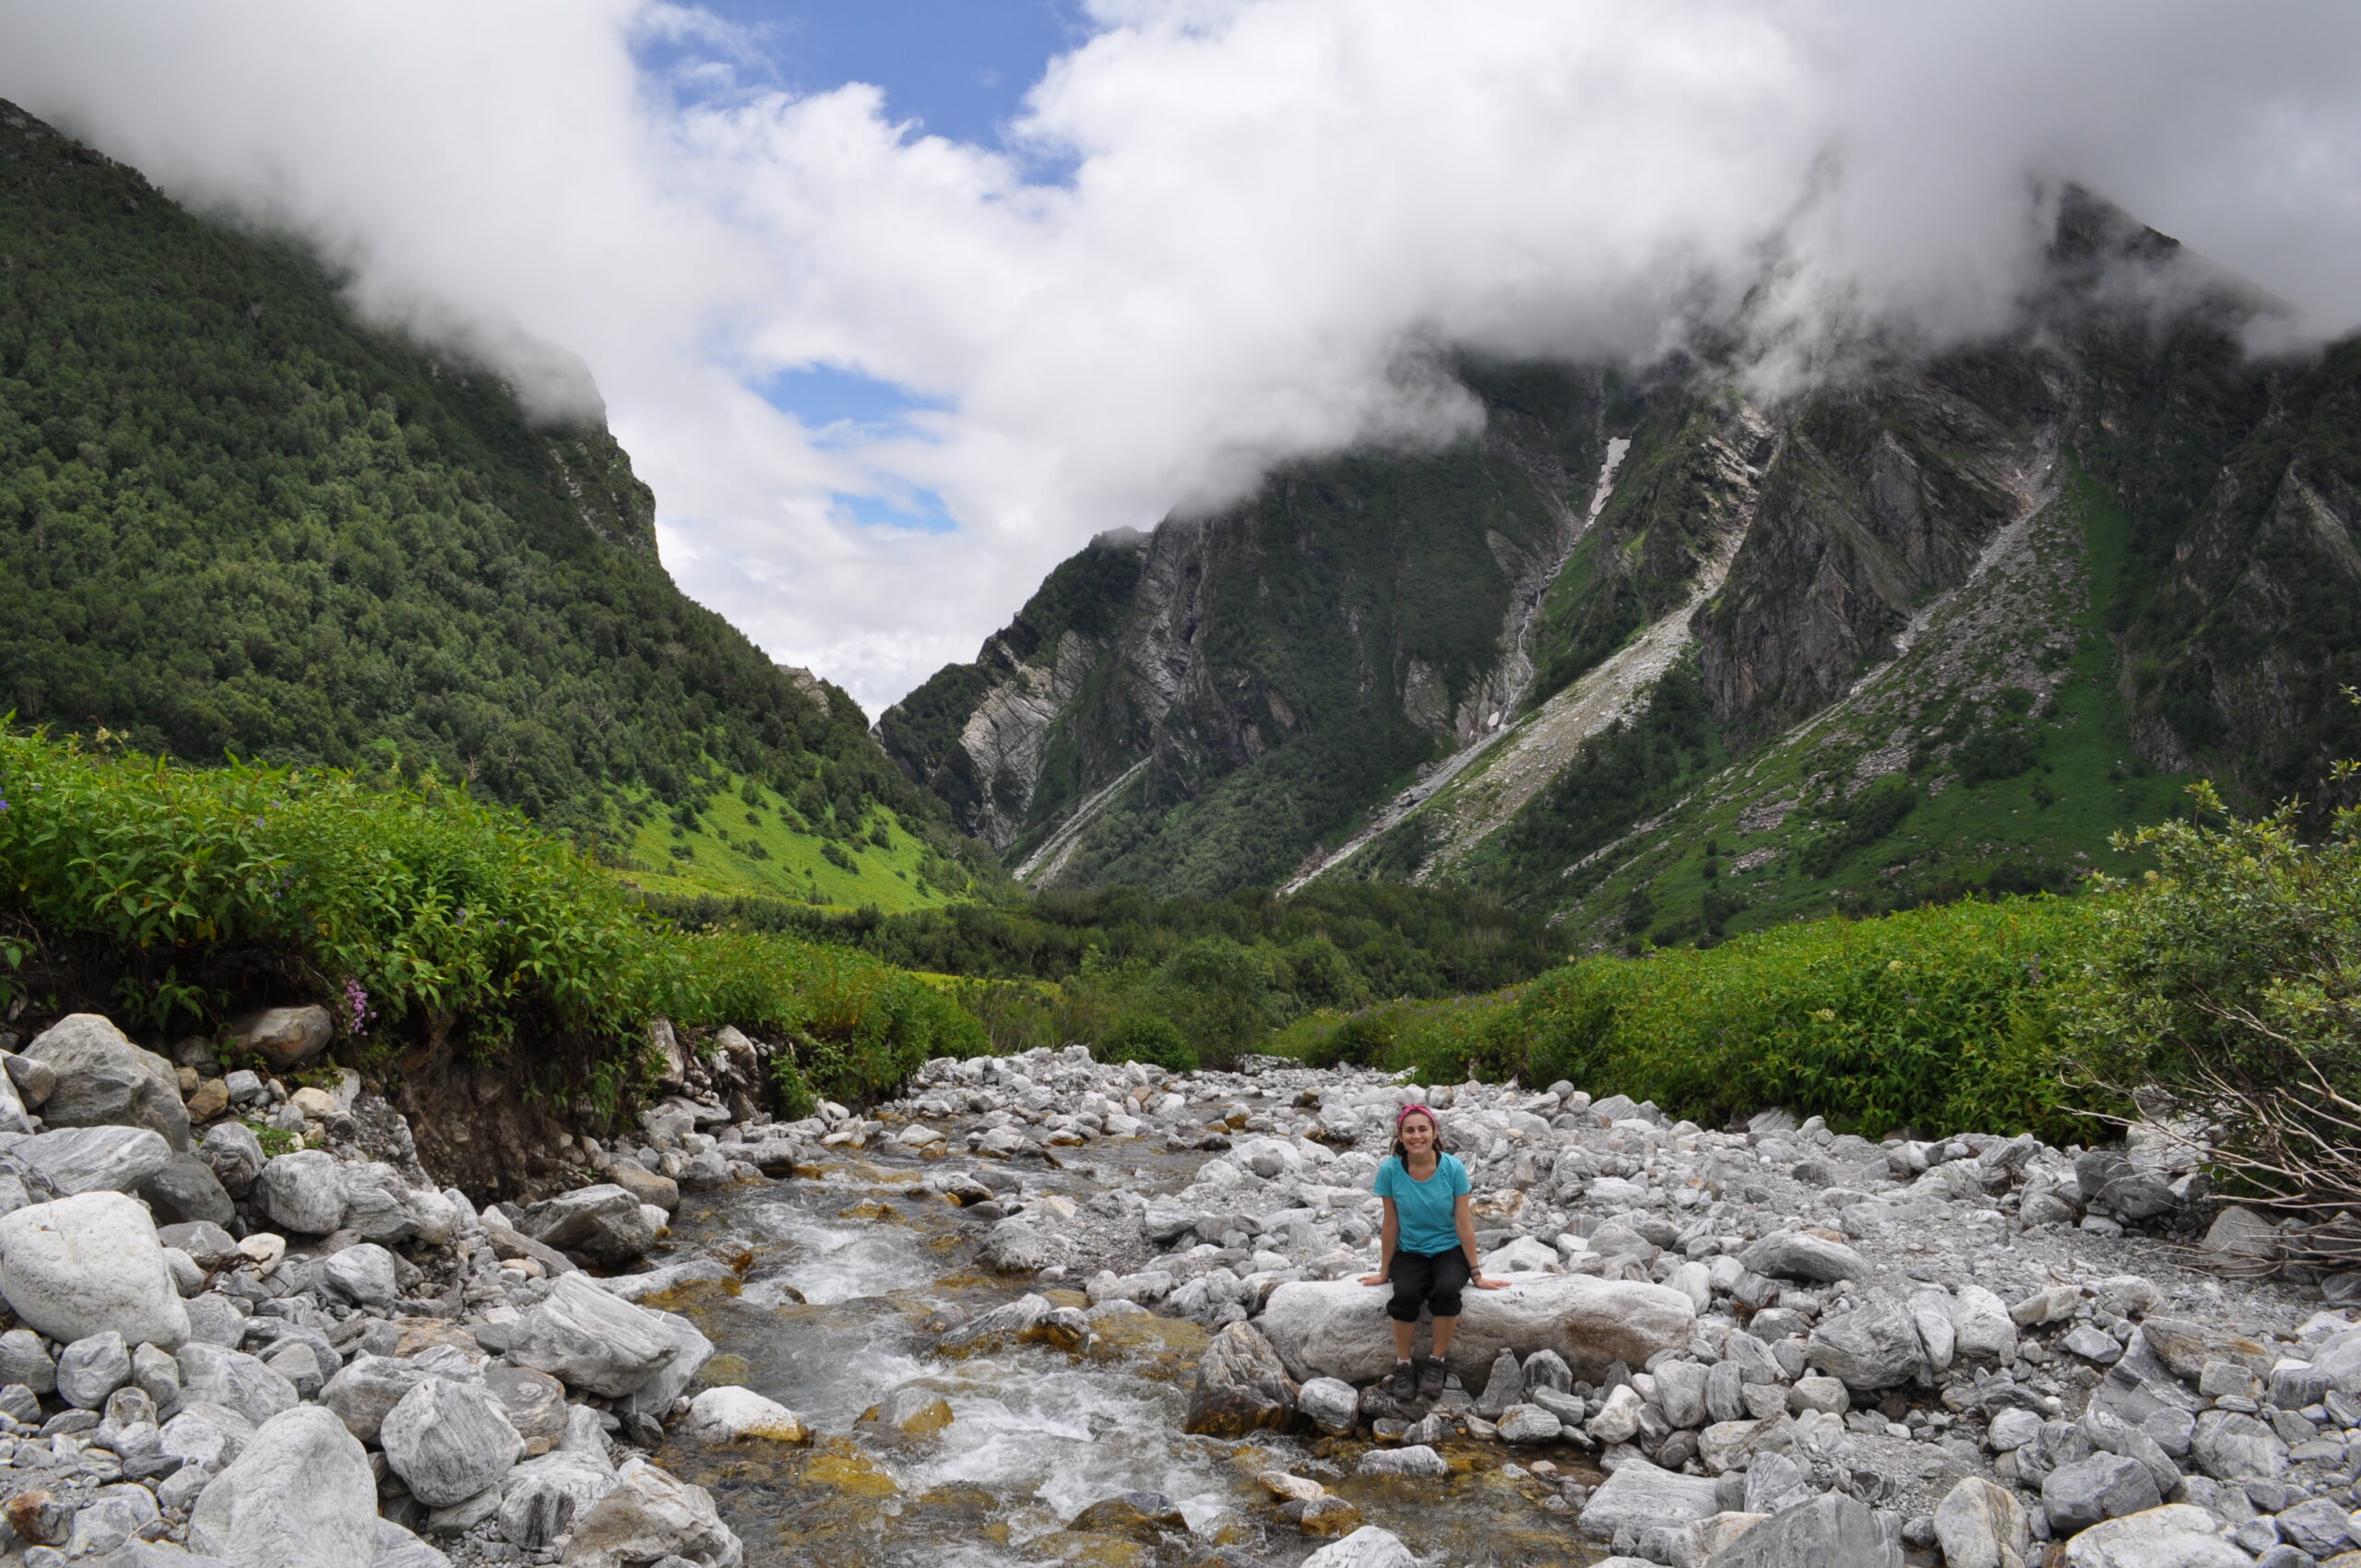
[1390,1103,1445,1165]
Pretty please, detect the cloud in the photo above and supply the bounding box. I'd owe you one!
[5,1,2361,711]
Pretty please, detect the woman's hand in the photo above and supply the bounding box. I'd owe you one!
[1471,1271,1510,1290]
[1357,1272,1388,1286]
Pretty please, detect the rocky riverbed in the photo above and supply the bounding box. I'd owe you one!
[0,1015,2348,1568]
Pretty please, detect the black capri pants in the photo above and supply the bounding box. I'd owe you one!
[1386,1247,1471,1322]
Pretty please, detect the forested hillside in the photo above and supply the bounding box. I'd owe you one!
[0,101,976,907]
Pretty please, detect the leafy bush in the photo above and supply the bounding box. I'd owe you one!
[2063,778,2361,1223]
[1277,896,2108,1142]
[1098,1014,1197,1072]
[1957,729,2041,785]
[0,731,982,1112]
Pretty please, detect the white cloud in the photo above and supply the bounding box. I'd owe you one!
[4,1,2361,711]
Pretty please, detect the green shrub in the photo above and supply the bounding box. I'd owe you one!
[1277,896,2108,1141]
[0,730,983,1113]
[1098,1014,1198,1072]
[1957,729,2041,785]
[2063,778,2361,1217]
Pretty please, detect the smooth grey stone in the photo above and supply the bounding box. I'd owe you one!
[504,1274,682,1398]
[196,1123,264,1196]
[16,1126,173,1195]
[155,1222,240,1270]
[1577,1456,1723,1540]
[495,1451,619,1551]
[57,1330,131,1408]
[0,1326,58,1393]
[1738,1230,1867,1283]
[319,1353,463,1444]
[1296,1375,1358,1435]
[186,1406,376,1565]
[255,1150,346,1235]
[21,1015,190,1150]
[138,1154,235,1227]
[517,1184,658,1265]
[1355,1443,1448,1477]
[1807,1298,1926,1390]
[318,1242,399,1308]
[2192,1409,2291,1480]
[0,1191,191,1348]
[174,1343,298,1427]
[1697,1493,1901,1567]
[2041,1453,2163,1534]
[381,1376,525,1507]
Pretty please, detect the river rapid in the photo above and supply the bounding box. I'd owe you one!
[642,1073,1596,1568]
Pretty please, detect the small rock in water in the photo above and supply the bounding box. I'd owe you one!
[1356,1444,1448,1479]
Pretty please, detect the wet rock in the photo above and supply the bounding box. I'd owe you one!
[177,1343,300,1426]
[978,1215,1076,1272]
[139,1151,236,1226]
[2059,1504,2257,1567]
[498,1451,619,1552]
[2043,1454,2163,1535]
[682,1386,810,1445]
[1070,1491,1188,1538]
[1578,1456,1725,1539]
[197,1122,266,1196]
[1474,1348,1525,1418]
[57,1330,131,1408]
[1498,1404,1563,1443]
[558,1456,742,1568]
[616,1307,715,1433]
[604,1160,681,1214]
[0,1191,190,1348]
[1297,1376,1359,1436]
[1355,1445,1448,1479]
[506,1273,684,1397]
[186,1405,379,1568]
[23,1014,191,1150]
[860,1384,955,1438]
[1699,1493,1900,1567]
[1738,1230,1866,1283]
[255,1150,347,1235]
[521,1184,659,1265]
[318,1241,399,1308]
[1806,1297,1925,1390]
[1260,1276,1694,1384]
[15,1125,173,1194]
[1185,1321,1300,1437]
[225,1005,332,1074]
[382,1376,525,1507]
[1299,1526,1418,1568]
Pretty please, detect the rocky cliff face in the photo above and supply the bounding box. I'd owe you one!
[892,192,2360,914]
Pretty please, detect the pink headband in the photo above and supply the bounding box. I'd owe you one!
[1396,1103,1436,1129]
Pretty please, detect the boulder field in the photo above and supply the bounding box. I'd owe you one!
[0,1012,2349,1568]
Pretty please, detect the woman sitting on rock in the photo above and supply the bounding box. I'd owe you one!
[1358,1103,1504,1399]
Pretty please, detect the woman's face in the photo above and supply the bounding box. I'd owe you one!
[1399,1111,1437,1154]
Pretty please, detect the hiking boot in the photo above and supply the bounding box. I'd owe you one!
[1382,1360,1418,1401]
[1418,1356,1450,1401]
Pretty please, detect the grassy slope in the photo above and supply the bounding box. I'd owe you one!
[615,773,954,913]
[1527,469,2190,944]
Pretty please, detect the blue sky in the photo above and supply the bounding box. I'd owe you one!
[636,2,1090,529]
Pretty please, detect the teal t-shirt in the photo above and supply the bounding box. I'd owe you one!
[1374,1152,1470,1256]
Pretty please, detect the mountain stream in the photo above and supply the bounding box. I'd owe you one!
[643,1081,1599,1568]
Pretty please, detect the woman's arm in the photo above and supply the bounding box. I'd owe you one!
[1358,1199,1400,1286]
[1455,1193,1506,1289]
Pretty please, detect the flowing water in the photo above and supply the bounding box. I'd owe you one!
[642,1094,1607,1568]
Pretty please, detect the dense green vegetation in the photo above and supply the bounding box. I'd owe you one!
[653,880,1565,1068]
[0,104,972,897]
[0,730,983,1117]
[1280,894,2111,1143]
[2067,774,2361,1214]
